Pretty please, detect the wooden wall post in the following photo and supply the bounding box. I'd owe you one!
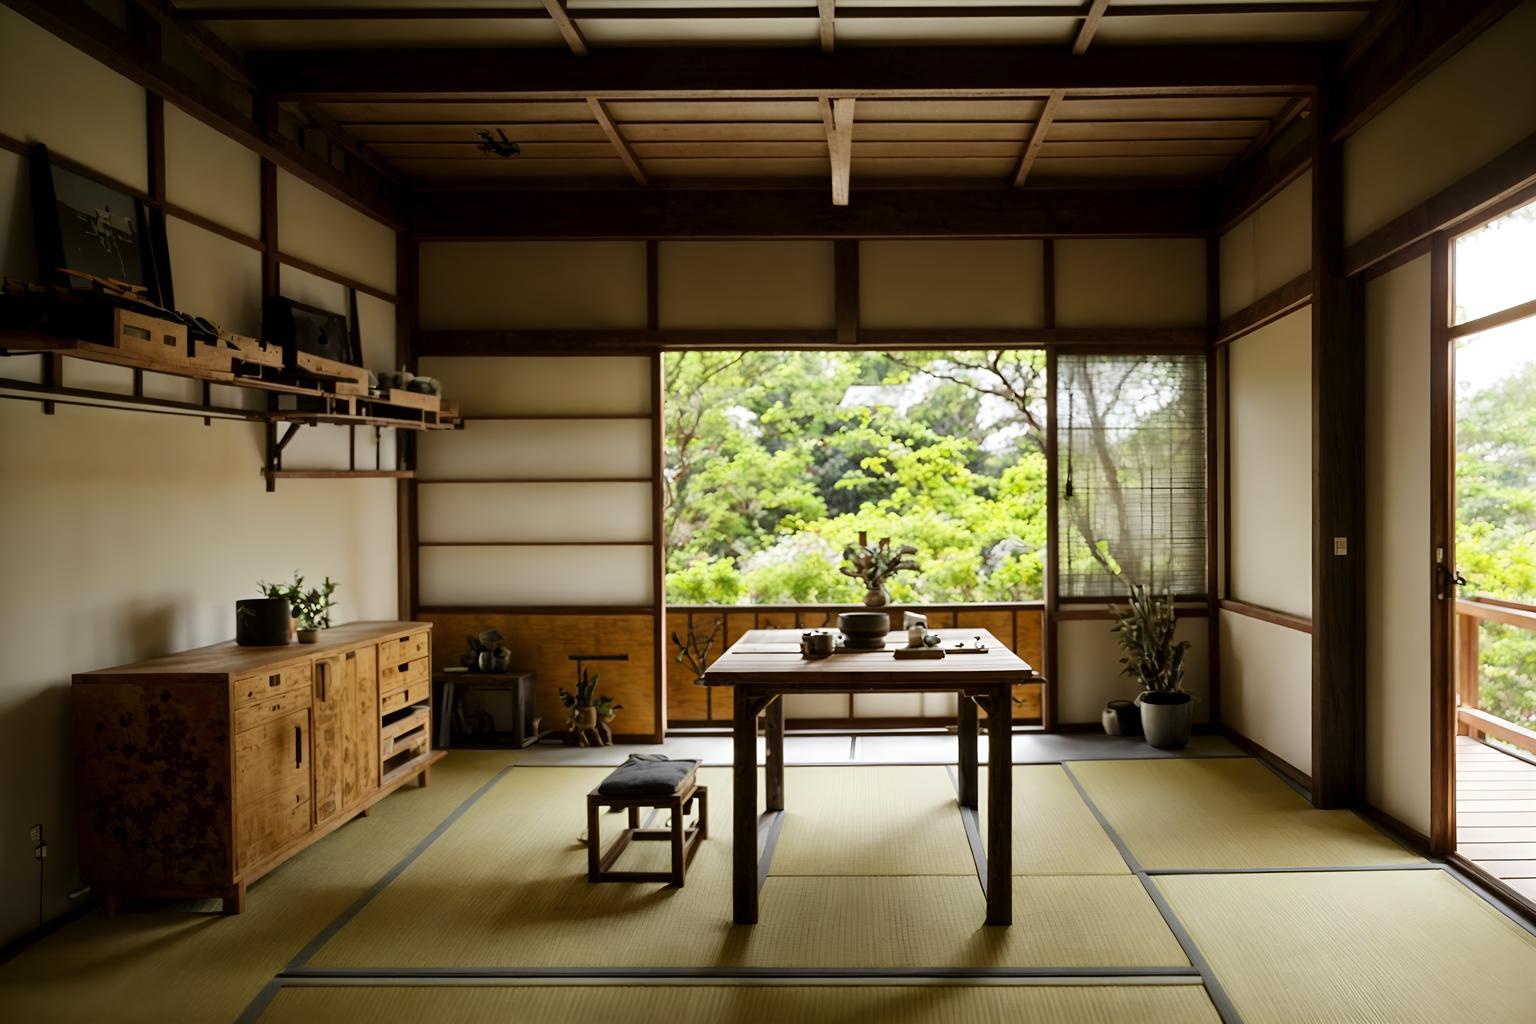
[1310,86,1366,808]
[396,231,419,620]
[1205,234,1222,729]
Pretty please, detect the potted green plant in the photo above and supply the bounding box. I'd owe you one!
[1113,582,1192,749]
[560,667,621,747]
[258,573,337,644]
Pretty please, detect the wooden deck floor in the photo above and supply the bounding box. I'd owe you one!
[1457,734,1536,903]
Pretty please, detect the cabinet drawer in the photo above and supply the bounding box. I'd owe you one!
[380,656,430,696]
[234,687,312,734]
[383,714,431,760]
[380,681,429,715]
[379,631,429,667]
[233,663,313,708]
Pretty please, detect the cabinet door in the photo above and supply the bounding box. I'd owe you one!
[342,645,380,807]
[312,654,344,826]
[235,707,311,869]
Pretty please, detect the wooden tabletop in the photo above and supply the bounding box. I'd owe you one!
[73,621,430,683]
[702,628,1039,687]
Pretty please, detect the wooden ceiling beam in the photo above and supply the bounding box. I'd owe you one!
[408,185,1217,239]
[1072,0,1112,56]
[588,97,649,185]
[818,0,836,53]
[1012,89,1063,187]
[821,97,856,205]
[541,0,589,57]
[248,44,1324,101]
[179,4,1374,22]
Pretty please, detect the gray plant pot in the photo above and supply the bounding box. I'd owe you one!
[1137,691,1193,750]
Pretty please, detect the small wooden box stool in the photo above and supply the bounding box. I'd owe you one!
[587,757,708,886]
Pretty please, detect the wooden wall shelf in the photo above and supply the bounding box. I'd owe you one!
[265,470,417,481]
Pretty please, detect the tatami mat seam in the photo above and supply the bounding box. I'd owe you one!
[1058,762,1244,1024]
[232,764,517,1024]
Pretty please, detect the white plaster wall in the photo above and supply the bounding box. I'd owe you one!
[1363,254,1433,837]
[1054,238,1206,328]
[1219,170,1312,317]
[1057,616,1211,726]
[1219,612,1313,774]
[1228,308,1312,617]
[1344,1,1536,245]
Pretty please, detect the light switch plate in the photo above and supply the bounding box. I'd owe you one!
[1333,537,1348,556]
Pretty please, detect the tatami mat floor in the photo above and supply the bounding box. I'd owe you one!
[2,736,1534,1024]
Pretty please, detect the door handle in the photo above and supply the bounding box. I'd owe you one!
[1435,565,1469,598]
[317,662,327,702]
[295,725,303,768]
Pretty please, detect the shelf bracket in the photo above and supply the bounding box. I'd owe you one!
[265,421,302,492]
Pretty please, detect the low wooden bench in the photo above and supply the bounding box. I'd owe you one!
[586,760,708,886]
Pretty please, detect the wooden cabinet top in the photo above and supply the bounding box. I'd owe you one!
[74,621,432,684]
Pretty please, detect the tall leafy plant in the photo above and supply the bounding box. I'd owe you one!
[1112,583,1189,695]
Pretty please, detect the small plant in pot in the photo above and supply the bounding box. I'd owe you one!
[258,573,337,644]
[1113,582,1193,750]
[559,667,621,747]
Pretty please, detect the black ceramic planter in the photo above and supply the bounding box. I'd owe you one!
[236,598,292,646]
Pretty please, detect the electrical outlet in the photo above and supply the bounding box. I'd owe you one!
[29,824,42,844]
[35,842,47,861]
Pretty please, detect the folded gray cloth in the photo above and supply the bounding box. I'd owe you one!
[597,754,699,796]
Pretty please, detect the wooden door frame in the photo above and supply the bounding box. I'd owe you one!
[1428,231,1456,856]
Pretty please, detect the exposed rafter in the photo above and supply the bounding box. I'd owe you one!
[1012,90,1063,187]
[588,98,648,185]
[247,44,1324,101]
[821,97,856,205]
[1072,0,1113,56]
[818,0,836,54]
[541,0,589,57]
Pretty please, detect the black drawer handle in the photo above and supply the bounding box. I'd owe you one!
[398,662,409,673]
[294,725,303,768]
[268,673,281,688]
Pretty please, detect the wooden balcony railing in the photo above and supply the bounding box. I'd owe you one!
[1456,597,1536,757]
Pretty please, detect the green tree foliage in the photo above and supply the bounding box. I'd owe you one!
[1457,355,1536,729]
[663,351,1049,605]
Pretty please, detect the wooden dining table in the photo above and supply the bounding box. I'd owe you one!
[701,627,1041,926]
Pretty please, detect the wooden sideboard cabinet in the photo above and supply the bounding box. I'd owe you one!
[73,621,441,913]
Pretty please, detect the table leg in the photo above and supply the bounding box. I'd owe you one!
[733,690,760,924]
[765,694,785,812]
[957,693,978,809]
[984,682,1013,926]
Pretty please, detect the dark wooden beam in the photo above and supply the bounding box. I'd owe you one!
[1310,85,1365,810]
[1336,0,1522,140]
[185,4,1375,23]
[1216,124,1313,233]
[1072,0,1112,56]
[541,0,590,57]
[1214,271,1313,346]
[128,0,256,89]
[408,185,1216,240]
[1428,231,1454,856]
[1,0,405,228]
[247,44,1324,101]
[834,239,859,343]
[1345,127,1536,277]
[420,326,1205,356]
